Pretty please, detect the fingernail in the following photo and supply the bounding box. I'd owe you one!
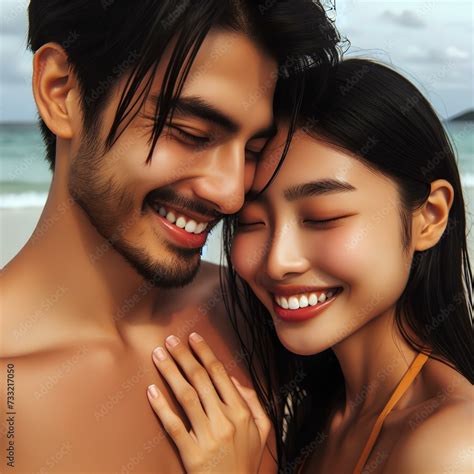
[165,335,180,348]
[189,332,203,343]
[153,346,167,361]
[148,384,160,399]
[230,375,241,386]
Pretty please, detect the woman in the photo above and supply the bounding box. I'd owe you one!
[146,59,473,473]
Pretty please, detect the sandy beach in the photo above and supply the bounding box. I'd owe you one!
[0,207,225,267]
[1,187,473,268]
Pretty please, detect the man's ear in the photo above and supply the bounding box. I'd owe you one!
[32,42,77,140]
[413,179,454,251]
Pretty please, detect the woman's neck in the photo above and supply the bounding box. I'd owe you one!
[331,307,420,424]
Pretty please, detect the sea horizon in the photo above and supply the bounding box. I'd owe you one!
[1,120,473,209]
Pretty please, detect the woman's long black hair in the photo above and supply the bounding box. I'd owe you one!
[221,58,473,472]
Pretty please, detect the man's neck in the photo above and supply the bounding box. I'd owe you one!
[3,185,162,346]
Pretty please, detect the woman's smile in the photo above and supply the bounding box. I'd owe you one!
[271,286,343,322]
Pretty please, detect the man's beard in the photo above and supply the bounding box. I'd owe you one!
[68,135,202,288]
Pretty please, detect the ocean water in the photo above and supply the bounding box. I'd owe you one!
[0,121,473,209]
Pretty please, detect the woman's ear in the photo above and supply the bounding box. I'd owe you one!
[32,42,78,140]
[413,179,454,251]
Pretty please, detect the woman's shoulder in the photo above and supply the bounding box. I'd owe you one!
[385,397,473,473]
[384,356,473,473]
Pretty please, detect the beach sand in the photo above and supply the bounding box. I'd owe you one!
[0,207,225,268]
[1,187,473,268]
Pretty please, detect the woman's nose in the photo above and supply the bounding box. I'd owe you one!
[264,225,311,281]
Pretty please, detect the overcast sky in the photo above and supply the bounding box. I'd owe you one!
[0,0,472,122]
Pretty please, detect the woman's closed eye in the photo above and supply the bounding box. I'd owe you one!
[236,211,265,229]
[237,220,264,228]
[304,216,346,227]
[245,148,264,161]
[237,215,348,229]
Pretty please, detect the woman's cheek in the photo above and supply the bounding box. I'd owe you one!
[309,224,372,283]
[319,216,408,304]
[231,232,267,282]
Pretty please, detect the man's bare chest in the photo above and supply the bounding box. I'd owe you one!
[9,344,189,473]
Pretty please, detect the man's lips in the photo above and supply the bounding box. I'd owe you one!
[146,199,220,249]
[154,211,208,249]
[149,201,217,226]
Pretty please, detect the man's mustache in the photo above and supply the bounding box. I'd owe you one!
[146,187,223,220]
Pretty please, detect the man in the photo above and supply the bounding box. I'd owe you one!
[0,1,339,471]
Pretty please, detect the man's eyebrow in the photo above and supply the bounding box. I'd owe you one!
[284,179,356,201]
[149,94,238,133]
[149,94,275,139]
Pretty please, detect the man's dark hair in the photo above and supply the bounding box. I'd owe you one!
[27,0,340,171]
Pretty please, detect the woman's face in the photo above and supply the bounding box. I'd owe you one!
[231,125,415,355]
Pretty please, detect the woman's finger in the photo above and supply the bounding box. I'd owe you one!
[152,345,211,441]
[230,376,272,443]
[187,332,248,408]
[163,334,226,422]
[147,384,197,455]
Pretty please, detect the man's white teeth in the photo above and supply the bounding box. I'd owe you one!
[154,204,208,234]
[275,290,338,310]
[176,216,186,228]
[166,211,176,223]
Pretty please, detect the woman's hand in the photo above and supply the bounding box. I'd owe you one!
[146,332,271,473]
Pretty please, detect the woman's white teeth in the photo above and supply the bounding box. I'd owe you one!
[157,205,208,234]
[308,293,318,306]
[288,297,299,310]
[275,290,338,310]
[280,297,289,309]
[299,295,309,308]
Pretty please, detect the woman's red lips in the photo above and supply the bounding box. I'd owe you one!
[272,288,342,322]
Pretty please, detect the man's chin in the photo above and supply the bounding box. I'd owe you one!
[114,239,202,288]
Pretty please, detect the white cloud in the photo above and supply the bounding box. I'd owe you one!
[336,0,473,118]
[402,45,470,64]
[380,9,425,28]
[445,46,470,60]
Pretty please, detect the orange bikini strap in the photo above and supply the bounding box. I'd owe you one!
[352,351,430,474]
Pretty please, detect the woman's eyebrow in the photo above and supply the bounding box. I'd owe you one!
[283,179,356,201]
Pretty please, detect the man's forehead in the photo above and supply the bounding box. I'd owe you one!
[140,29,278,136]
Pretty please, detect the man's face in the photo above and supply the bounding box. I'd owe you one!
[68,29,277,287]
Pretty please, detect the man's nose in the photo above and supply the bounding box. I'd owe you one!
[191,143,251,215]
[264,224,311,281]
